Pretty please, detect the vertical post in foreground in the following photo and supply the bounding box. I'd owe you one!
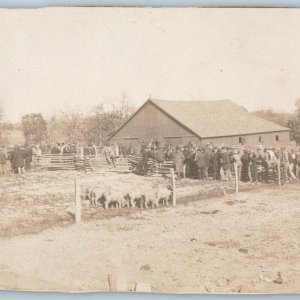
[108,273,128,292]
[277,157,281,187]
[74,178,81,224]
[170,168,176,206]
[108,273,117,291]
[234,162,239,194]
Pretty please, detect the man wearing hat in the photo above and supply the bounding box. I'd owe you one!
[195,147,206,180]
[249,149,258,183]
[211,147,221,181]
[241,149,251,182]
[220,148,232,181]
[232,149,242,181]
[203,146,212,179]
[10,145,18,174]
[188,146,197,179]
[14,145,26,174]
[257,146,269,183]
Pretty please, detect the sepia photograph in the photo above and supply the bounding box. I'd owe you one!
[0,6,299,293]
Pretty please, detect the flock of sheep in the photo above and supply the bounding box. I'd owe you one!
[80,183,173,209]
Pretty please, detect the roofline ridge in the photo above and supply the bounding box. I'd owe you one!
[110,97,291,140]
[150,98,232,103]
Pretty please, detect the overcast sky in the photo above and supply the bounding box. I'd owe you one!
[1,7,300,122]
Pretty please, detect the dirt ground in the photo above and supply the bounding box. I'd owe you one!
[0,171,299,293]
[0,171,234,238]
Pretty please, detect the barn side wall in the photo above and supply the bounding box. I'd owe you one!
[110,101,200,147]
[202,131,290,146]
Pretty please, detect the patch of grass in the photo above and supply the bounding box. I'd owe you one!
[0,213,73,238]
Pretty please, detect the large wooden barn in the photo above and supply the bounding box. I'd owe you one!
[109,99,290,147]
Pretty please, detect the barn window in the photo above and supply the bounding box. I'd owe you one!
[259,136,262,142]
[276,135,279,141]
[238,137,246,144]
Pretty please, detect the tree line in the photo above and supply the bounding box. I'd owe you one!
[0,96,135,146]
[1,98,300,146]
[252,99,300,144]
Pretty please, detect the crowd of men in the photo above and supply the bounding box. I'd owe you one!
[125,139,300,184]
[0,143,99,175]
[1,139,300,185]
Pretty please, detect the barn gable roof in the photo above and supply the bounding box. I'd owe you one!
[149,99,290,138]
[110,98,290,140]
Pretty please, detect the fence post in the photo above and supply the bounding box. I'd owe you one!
[234,162,239,194]
[108,273,117,291]
[277,157,281,187]
[170,168,176,205]
[74,178,81,224]
[155,162,159,175]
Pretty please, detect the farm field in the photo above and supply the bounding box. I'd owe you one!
[0,171,299,293]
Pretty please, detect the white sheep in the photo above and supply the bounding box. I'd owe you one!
[156,187,172,207]
[89,187,106,206]
[104,189,127,209]
[81,185,102,205]
[141,189,159,209]
[80,186,90,201]
[125,188,143,208]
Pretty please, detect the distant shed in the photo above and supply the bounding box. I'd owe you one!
[109,99,290,147]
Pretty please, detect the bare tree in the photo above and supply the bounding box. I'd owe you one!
[109,92,135,130]
[46,95,135,146]
[59,106,85,144]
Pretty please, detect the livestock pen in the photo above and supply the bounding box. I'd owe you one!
[0,146,289,238]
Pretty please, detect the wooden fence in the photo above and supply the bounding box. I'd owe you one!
[128,155,174,175]
[36,154,131,173]
[35,153,286,186]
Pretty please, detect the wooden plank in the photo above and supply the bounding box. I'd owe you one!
[277,157,281,187]
[108,274,116,292]
[170,168,176,205]
[108,272,128,291]
[234,162,239,194]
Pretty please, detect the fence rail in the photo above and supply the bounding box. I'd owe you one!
[128,155,174,175]
[35,153,286,185]
[36,154,131,173]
